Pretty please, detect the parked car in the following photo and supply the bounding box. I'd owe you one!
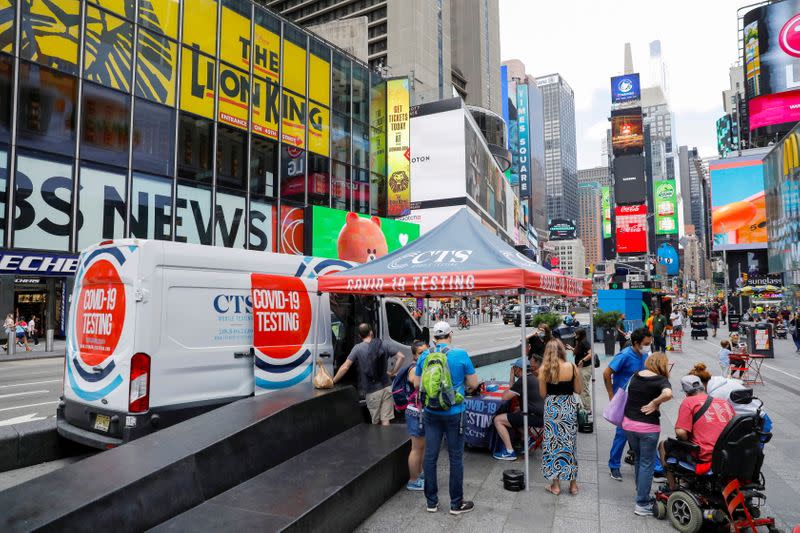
[513,305,548,327]
[503,305,520,324]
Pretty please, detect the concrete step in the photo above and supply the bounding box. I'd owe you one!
[0,385,362,532]
[152,423,410,532]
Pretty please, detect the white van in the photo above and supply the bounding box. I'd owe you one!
[57,240,426,449]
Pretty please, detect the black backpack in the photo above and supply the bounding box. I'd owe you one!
[365,338,387,383]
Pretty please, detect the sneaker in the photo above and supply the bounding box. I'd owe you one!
[610,468,623,481]
[634,504,654,516]
[493,449,517,461]
[450,501,475,515]
[652,470,666,481]
[418,471,424,480]
[426,503,438,513]
[406,478,424,491]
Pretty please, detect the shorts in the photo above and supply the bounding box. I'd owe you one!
[507,411,543,430]
[365,386,395,424]
[406,406,424,437]
[15,332,24,339]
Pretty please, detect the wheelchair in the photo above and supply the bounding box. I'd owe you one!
[653,390,780,533]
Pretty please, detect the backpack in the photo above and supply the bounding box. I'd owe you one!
[391,365,415,412]
[364,338,387,384]
[420,346,463,411]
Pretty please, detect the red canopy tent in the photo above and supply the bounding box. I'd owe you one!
[317,208,595,491]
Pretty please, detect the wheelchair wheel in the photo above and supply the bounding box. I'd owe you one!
[654,500,667,520]
[667,491,703,533]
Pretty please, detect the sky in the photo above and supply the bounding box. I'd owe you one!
[499,0,754,169]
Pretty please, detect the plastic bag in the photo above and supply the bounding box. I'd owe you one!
[313,358,334,389]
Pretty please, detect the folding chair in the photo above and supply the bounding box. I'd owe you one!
[528,426,544,452]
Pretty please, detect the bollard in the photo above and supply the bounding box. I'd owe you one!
[6,331,15,355]
[45,329,54,352]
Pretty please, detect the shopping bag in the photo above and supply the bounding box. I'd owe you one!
[602,381,629,427]
[312,358,334,389]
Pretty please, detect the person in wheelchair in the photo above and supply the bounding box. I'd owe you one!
[658,374,736,491]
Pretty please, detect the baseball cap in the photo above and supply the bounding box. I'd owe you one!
[681,375,704,394]
[512,358,524,368]
[432,321,452,338]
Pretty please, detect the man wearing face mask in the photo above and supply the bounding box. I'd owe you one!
[603,327,653,481]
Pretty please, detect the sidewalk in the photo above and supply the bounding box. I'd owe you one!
[0,338,65,362]
[357,333,799,532]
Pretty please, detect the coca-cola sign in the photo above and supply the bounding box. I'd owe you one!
[614,204,647,254]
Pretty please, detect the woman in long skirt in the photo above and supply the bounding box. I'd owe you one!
[539,340,582,495]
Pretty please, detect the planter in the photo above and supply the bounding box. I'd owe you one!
[603,327,617,357]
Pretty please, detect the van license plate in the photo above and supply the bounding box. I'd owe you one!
[94,414,110,432]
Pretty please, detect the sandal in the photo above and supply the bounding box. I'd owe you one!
[544,485,560,496]
[569,486,579,495]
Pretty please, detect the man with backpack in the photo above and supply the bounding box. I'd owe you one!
[410,321,478,515]
[332,323,405,425]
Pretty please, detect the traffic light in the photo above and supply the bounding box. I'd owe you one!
[608,282,623,290]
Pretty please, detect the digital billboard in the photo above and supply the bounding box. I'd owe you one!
[716,114,738,156]
[709,157,767,251]
[653,180,678,235]
[548,219,577,241]
[614,204,647,255]
[308,206,419,262]
[516,85,531,198]
[744,1,800,131]
[610,73,640,103]
[611,113,644,154]
[601,187,612,238]
[613,154,646,204]
[386,78,411,216]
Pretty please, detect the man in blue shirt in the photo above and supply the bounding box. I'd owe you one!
[411,321,478,515]
[603,327,652,481]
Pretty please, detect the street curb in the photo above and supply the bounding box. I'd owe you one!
[0,352,65,363]
[0,418,91,473]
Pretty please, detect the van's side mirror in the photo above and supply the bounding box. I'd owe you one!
[421,327,430,345]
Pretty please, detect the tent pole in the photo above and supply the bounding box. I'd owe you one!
[312,292,322,384]
[589,297,595,426]
[519,288,529,492]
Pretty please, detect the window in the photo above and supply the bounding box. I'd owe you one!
[182,0,217,55]
[132,98,175,176]
[307,153,330,207]
[331,161,349,211]
[0,147,7,244]
[130,172,173,241]
[352,121,369,169]
[215,188,246,248]
[216,125,246,190]
[332,112,350,163]
[77,164,126,249]
[138,0,179,39]
[280,144,305,203]
[370,172,382,216]
[175,180,212,245]
[353,169,369,214]
[249,198,275,251]
[135,29,178,107]
[17,62,77,157]
[250,136,277,197]
[20,0,80,75]
[81,82,131,168]
[385,301,420,346]
[84,6,133,92]
[332,54,350,114]
[352,64,368,123]
[13,152,73,251]
[177,112,213,182]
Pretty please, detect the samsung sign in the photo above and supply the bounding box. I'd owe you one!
[516,85,531,199]
[0,251,80,276]
[611,73,640,103]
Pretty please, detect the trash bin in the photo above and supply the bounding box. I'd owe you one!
[748,323,775,358]
[45,329,54,352]
[6,331,14,356]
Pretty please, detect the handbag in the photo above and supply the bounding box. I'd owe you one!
[602,375,632,427]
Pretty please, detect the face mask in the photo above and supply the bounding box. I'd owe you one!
[641,345,652,355]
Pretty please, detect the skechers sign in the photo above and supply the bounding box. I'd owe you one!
[0,251,79,276]
[610,73,640,103]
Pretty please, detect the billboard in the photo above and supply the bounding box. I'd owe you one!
[611,113,644,154]
[657,242,680,276]
[744,1,800,131]
[610,73,641,103]
[516,85,531,198]
[386,78,411,216]
[716,114,738,156]
[709,157,767,251]
[308,206,420,262]
[548,219,577,241]
[601,186,612,238]
[409,105,466,202]
[614,204,647,255]
[613,154,646,204]
[653,179,678,235]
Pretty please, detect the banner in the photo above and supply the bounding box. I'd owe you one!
[516,85,530,198]
[309,206,420,262]
[601,187,612,238]
[653,179,678,235]
[370,80,387,176]
[386,78,410,216]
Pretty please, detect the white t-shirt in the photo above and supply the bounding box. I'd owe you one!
[670,312,682,327]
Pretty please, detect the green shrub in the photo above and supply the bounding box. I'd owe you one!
[594,310,622,329]
[531,312,562,330]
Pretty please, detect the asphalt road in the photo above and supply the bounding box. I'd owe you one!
[0,358,63,426]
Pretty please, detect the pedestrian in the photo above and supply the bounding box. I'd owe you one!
[573,328,594,414]
[493,358,544,461]
[651,309,668,352]
[718,340,732,376]
[14,317,30,352]
[411,321,477,515]
[616,313,628,353]
[528,323,552,359]
[709,307,720,338]
[603,327,653,481]
[721,303,728,325]
[332,323,405,425]
[27,315,38,346]
[791,312,800,353]
[622,351,673,516]
[405,340,429,491]
[1,313,13,350]
[539,340,581,495]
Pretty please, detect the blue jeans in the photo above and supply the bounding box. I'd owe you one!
[625,430,660,507]
[609,425,627,469]
[423,412,464,509]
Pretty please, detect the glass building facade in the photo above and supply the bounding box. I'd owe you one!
[0,0,387,334]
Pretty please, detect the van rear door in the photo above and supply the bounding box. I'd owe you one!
[250,274,331,394]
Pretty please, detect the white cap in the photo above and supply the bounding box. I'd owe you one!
[432,321,452,338]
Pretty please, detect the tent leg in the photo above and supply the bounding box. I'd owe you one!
[589,298,595,424]
[312,292,322,384]
[519,289,529,492]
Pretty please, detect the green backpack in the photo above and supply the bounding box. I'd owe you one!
[420,346,463,411]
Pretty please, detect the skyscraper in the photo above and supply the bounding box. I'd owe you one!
[535,74,578,223]
[263,0,502,115]
[577,180,603,269]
